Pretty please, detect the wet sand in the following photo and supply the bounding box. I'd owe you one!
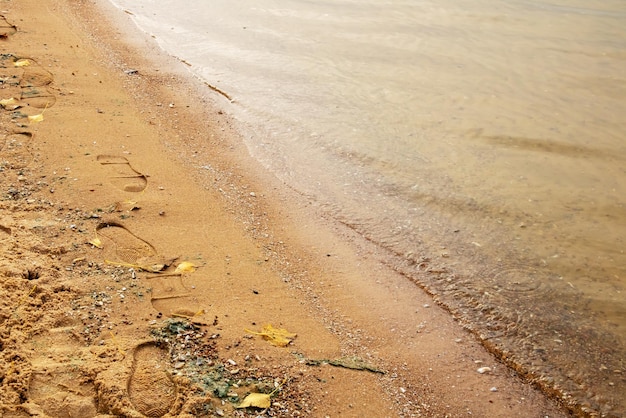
[0,0,570,417]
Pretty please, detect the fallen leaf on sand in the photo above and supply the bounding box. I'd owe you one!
[112,200,140,212]
[13,58,30,67]
[245,324,296,347]
[27,102,49,123]
[175,261,196,273]
[28,113,44,123]
[88,237,103,248]
[0,97,19,108]
[236,392,271,409]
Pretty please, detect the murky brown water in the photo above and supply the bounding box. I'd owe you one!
[108,0,626,414]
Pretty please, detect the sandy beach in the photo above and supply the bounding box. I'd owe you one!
[0,0,572,416]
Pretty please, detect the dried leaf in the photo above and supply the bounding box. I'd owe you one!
[245,324,296,347]
[0,97,19,108]
[89,237,103,248]
[236,393,271,409]
[175,261,196,274]
[112,200,140,212]
[28,113,44,123]
[13,58,31,67]
[136,255,178,273]
[27,102,48,123]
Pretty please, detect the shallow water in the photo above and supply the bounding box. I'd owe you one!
[107,0,626,414]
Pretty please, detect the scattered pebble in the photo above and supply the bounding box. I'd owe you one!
[477,366,492,374]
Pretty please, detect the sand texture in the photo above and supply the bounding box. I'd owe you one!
[0,0,571,417]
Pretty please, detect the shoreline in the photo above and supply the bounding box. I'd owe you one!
[0,0,569,416]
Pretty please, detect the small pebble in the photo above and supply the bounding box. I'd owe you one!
[490,387,498,392]
[477,367,492,374]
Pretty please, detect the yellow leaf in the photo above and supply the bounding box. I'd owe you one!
[28,113,44,123]
[245,324,296,347]
[174,261,196,273]
[236,393,271,409]
[27,103,48,123]
[89,237,103,248]
[14,58,31,67]
[0,97,19,108]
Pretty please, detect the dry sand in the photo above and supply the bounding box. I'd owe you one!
[0,0,571,417]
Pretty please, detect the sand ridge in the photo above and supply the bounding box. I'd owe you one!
[0,0,570,417]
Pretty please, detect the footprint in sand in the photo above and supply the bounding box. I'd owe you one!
[20,81,56,110]
[128,342,176,417]
[28,326,98,417]
[96,222,156,266]
[0,15,17,39]
[147,274,191,302]
[0,55,56,113]
[0,131,34,169]
[97,154,148,192]
[19,58,55,109]
[145,274,207,323]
